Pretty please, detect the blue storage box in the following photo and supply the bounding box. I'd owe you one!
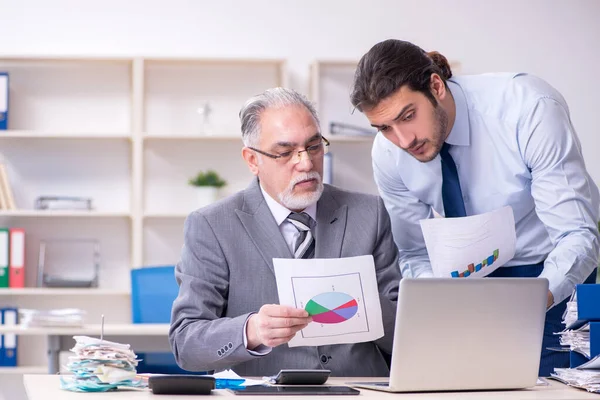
[131,266,207,374]
[131,266,179,324]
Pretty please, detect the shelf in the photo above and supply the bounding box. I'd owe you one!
[144,212,189,219]
[0,323,170,336]
[0,130,132,140]
[0,366,47,375]
[326,135,375,142]
[143,134,241,141]
[0,210,131,218]
[0,288,130,296]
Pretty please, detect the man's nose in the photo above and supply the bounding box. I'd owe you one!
[391,126,417,150]
[294,150,314,169]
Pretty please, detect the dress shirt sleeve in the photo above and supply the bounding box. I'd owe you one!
[372,137,435,278]
[242,313,272,356]
[520,97,600,305]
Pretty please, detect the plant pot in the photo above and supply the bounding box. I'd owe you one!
[195,187,218,207]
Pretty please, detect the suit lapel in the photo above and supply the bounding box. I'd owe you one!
[315,187,347,258]
[235,179,292,276]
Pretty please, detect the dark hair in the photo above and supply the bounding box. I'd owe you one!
[350,39,452,112]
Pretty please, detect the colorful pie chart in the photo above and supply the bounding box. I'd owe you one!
[305,292,358,324]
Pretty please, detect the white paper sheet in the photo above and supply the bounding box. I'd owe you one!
[274,255,384,347]
[419,206,516,278]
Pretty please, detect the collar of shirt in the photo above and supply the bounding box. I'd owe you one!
[445,80,471,147]
[259,184,317,226]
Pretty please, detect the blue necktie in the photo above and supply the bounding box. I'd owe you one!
[440,143,466,218]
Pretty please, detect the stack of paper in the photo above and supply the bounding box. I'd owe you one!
[19,308,86,327]
[562,296,578,328]
[559,324,590,358]
[60,336,145,392]
[552,364,600,393]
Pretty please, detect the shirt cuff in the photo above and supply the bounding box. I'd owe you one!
[243,313,272,356]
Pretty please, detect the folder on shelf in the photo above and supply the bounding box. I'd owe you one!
[0,308,4,366]
[0,164,16,210]
[0,179,7,210]
[0,72,8,130]
[9,228,25,288]
[576,284,600,321]
[1,308,18,366]
[0,228,9,288]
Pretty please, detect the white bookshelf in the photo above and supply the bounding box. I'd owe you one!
[309,60,379,195]
[0,55,286,371]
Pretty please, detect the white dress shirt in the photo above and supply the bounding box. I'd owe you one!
[243,185,317,354]
[372,73,599,305]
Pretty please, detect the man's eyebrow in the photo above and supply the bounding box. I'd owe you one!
[273,133,322,148]
[370,104,414,129]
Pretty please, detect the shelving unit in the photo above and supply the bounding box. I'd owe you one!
[309,60,378,195]
[0,55,287,371]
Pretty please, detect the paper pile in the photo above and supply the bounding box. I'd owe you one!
[551,367,600,393]
[19,308,86,327]
[551,293,600,393]
[60,335,145,392]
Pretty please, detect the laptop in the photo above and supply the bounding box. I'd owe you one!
[353,278,548,392]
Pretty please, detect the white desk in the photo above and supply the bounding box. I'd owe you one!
[22,375,600,399]
[0,324,170,374]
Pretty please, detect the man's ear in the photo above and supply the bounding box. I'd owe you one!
[242,147,260,176]
[430,73,447,101]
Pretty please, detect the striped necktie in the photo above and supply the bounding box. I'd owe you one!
[287,212,315,259]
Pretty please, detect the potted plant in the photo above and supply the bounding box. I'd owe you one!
[188,170,227,207]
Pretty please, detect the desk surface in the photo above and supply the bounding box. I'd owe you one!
[0,323,169,335]
[23,375,599,399]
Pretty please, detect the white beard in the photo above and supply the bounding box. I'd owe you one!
[278,171,324,210]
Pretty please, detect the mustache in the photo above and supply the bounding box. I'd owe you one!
[291,172,321,187]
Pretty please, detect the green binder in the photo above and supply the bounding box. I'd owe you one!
[0,228,9,288]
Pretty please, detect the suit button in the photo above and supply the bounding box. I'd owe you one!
[320,355,328,364]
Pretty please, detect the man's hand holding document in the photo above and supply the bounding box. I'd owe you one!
[420,206,516,278]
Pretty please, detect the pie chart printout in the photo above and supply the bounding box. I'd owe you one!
[305,292,358,324]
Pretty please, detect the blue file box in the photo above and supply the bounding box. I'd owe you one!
[569,284,600,368]
[130,266,206,374]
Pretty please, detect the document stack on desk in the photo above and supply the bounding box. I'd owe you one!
[19,308,85,327]
[60,335,146,392]
[551,284,600,393]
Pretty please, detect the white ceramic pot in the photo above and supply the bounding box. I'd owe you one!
[196,187,218,207]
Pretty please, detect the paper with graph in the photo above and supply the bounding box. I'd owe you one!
[273,255,383,347]
[420,206,516,278]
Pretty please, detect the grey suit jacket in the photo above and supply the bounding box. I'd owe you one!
[169,179,401,377]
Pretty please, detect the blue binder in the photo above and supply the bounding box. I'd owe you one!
[568,284,600,368]
[576,284,600,321]
[0,72,8,130]
[1,308,17,366]
[0,309,4,366]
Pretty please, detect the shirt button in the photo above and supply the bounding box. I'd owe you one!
[320,355,328,364]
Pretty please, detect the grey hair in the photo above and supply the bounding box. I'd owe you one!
[239,87,320,148]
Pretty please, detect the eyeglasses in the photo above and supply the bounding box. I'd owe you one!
[248,137,330,164]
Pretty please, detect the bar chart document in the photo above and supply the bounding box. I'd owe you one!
[420,206,516,278]
[274,255,384,347]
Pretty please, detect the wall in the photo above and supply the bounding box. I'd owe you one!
[0,1,598,398]
[0,0,599,184]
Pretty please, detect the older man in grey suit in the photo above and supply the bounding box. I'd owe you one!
[169,88,401,377]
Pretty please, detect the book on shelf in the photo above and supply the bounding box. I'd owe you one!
[0,308,18,366]
[329,121,376,136]
[0,163,16,210]
[0,227,25,288]
[35,196,93,211]
[0,72,7,130]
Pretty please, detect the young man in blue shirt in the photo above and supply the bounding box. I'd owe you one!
[351,39,599,376]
